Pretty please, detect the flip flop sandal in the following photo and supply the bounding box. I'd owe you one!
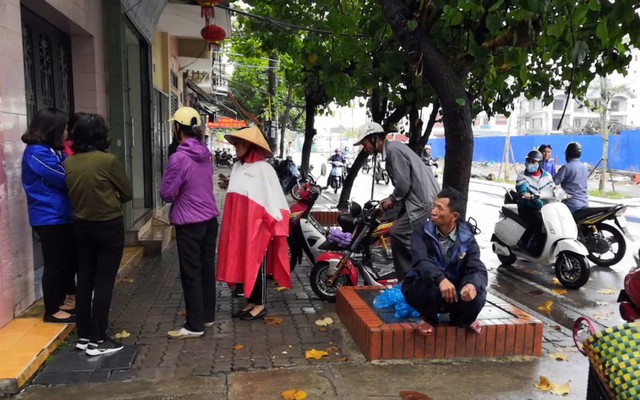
[416,320,435,336]
[469,320,482,334]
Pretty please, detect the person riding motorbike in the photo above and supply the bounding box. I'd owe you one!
[325,148,346,189]
[516,150,555,254]
[538,144,556,178]
[554,142,588,214]
[354,122,440,281]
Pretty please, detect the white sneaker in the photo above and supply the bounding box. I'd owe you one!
[167,327,204,339]
[204,321,215,328]
[85,338,124,356]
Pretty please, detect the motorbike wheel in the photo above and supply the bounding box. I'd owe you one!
[310,261,352,302]
[497,253,517,266]
[555,251,590,289]
[291,183,302,201]
[383,171,390,185]
[584,224,626,267]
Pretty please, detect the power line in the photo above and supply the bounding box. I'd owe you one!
[217,4,364,37]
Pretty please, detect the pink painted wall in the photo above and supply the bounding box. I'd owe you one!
[0,0,107,328]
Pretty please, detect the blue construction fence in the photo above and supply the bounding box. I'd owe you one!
[428,130,640,172]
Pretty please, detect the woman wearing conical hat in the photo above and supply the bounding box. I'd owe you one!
[216,126,290,320]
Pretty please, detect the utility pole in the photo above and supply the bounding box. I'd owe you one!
[599,77,609,193]
[267,53,278,154]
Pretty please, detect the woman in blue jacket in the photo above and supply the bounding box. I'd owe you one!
[21,108,77,323]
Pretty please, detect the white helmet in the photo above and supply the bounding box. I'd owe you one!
[354,122,384,146]
[424,144,431,149]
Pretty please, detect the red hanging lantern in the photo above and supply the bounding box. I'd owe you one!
[201,24,226,49]
[196,0,221,23]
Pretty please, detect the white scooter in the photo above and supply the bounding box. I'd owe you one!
[491,187,590,289]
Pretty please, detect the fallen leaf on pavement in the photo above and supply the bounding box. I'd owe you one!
[325,346,339,354]
[264,317,283,325]
[551,289,567,296]
[232,344,244,350]
[534,375,570,396]
[548,352,569,361]
[337,357,348,362]
[114,330,130,339]
[305,349,329,360]
[281,389,307,400]
[275,287,289,292]
[538,300,553,314]
[551,278,561,286]
[315,317,334,327]
[120,277,135,283]
[598,288,617,295]
[400,391,433,400]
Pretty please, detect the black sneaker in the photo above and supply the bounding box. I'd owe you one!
[75,338,90,350]
[85,338,124,356]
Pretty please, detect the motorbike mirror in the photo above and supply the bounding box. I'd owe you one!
[320,163,327,176]
[467,217,481,235]
[349,201,362,218]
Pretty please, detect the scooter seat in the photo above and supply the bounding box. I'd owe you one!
[572,206,615,222]
[501,205,527,228]
[338,214,357,233]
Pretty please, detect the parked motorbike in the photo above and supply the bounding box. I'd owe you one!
[362,155,372,174]
[573,204,634,267]
[492,187,590,289]
[422,157,439,179]
[291,166,319,201]
[310,200,396,302]
[274,157,301,195]
[288,183,329,271]
[618,249,640,322]
[373,157,390,185]
[214,149,234,168]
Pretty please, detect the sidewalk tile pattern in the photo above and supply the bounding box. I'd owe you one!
[336,286,543,360]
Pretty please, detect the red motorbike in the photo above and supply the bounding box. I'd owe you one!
[309,200,396,302]
[573,249,640,399]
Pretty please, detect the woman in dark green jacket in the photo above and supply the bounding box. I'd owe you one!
[65,114,132,357]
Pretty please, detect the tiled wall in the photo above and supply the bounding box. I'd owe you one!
[0,0,107,328]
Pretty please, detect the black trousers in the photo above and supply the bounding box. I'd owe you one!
[248,257,267,306]
[390,207,428,281]
[517,205,543,248]
[403,274,486,327]
[34,224,77,316]
[74,217,124,342]
[175,218,218,332]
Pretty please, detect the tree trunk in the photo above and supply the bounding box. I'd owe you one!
[379,0,474,217]
[279,84,294,158]
[599,77,609,193]
[301,92,317,175]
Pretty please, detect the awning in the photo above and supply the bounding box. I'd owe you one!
[208,116,248,129]
[386,133,409,143]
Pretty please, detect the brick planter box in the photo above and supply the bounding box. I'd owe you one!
[336,286,543,361]
[310,210,344,226]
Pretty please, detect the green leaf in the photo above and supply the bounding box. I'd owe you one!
[596,18,609,44]
[456,98,467,106]
[571,5,589,25]
[450,9,464,26]
[570,41,589,64]
[546,20,565,38]
[588,0,600,12]
[407,20,418,31]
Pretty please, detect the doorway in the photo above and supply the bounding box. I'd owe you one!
[123,22,152,223]
[21,6,74,296]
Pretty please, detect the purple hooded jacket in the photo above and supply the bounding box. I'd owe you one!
[160,138,219,225]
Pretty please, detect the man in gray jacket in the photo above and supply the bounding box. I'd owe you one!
[354,122,440,280]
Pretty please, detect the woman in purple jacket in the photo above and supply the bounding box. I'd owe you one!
[161,107,220,340]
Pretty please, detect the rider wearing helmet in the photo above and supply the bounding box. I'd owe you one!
[515,149,555,254]
[325,148,346,188]
[553,142,588,213]
[422,144,433,161]
[354,122,440,280]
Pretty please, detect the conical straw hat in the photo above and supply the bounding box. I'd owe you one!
[224,126,273,157]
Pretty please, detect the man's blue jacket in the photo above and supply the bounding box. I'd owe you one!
[407,220,488,292]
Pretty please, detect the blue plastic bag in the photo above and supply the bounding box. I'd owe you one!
[373,284,419,318]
